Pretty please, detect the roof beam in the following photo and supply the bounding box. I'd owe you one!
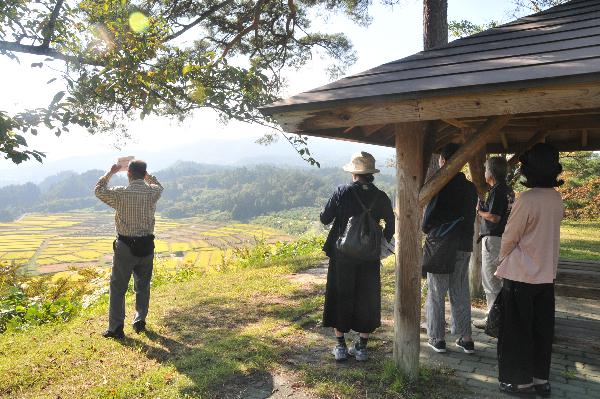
[276,82,600,133]
[419,115,511,207]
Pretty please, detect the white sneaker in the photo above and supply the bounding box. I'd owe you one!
[331,344,348,361]
[348,343,368,361]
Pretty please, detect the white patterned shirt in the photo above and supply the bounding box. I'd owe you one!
[95,173,163,237]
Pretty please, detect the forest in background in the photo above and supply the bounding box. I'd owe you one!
[0,162,396,223]
[0,152,598,226]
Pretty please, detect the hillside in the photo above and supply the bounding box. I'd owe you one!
[0,163,396,223]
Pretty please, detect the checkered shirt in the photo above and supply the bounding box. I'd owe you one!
[95,174,163,237]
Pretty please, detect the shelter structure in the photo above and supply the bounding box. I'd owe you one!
[260,0,600,377]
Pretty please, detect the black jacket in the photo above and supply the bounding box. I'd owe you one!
[422,172,478,252]
[320,182,395,258]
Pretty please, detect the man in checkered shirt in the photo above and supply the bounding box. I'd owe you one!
[95,160,163,338]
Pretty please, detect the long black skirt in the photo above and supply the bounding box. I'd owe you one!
[322,254,381,333]
[497,279,555,385]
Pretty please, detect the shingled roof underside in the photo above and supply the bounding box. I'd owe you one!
[262,0,600,113]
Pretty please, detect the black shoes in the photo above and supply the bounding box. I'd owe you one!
[102,325,125,339]
[133,320,146,334]
[427,338,447,353]
[498,382,536,395]
[455,337,475,354]
[534,382,551,397]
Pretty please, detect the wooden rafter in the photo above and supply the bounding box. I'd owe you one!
[419,115,512,208]
[500,132,509,150]
[442,118,470,129]
[362,124,387,137]
[508,130,550,166]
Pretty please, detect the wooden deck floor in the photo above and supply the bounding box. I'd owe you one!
[556,259,600,299]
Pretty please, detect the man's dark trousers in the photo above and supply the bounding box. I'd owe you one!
[108,239,154,331]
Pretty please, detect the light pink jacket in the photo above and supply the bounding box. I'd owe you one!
[495,188,564,284]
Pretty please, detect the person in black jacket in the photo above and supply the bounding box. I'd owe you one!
[423,143,478,354]
[320,151,394,362]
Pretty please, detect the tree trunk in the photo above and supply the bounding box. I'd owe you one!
[468,147,487,298]
[423,0,448,50]
[423,0,449,177]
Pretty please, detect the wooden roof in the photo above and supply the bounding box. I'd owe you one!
[262,0,600,153]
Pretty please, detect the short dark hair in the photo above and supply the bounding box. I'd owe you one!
[128,160,147,179]
[440,143,460,161]
[485,157,508,182]
[519,143,563,188]
[356,173,375,183]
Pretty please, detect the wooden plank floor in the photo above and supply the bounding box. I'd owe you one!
[556,258,600,299]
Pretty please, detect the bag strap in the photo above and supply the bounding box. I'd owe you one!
[437,217,464,237]
[350,188,379,213]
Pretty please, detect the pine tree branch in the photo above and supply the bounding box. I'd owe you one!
[41,0,65,49]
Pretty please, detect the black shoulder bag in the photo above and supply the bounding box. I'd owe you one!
[421,217,463,275]
[485,290,503,338]
[335,190,382,262]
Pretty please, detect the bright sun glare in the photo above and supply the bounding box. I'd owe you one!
[128,11,149,33]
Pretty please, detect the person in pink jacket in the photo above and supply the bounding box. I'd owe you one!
[495,143,564,397]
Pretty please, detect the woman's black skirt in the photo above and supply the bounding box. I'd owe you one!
[322,254,381,333]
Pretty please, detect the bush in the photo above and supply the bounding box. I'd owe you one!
[218,235,325,271]
[0,262,106,333]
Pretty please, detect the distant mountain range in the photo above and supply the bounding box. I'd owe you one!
[0,136,395,187]
[0,160,396,222]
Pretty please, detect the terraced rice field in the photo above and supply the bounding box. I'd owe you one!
[0,213,288,274]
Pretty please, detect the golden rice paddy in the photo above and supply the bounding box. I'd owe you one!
[0,212,287,274]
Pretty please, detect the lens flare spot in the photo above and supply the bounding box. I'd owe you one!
[129,12,149,33]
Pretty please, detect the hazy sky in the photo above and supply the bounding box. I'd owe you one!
[0,0,513,171]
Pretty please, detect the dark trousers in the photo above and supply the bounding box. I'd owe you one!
[498,279,555,385]
[108,239,154,331]
[323,255,381,334]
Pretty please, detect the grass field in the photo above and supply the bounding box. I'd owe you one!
[0,213,598,398]
[559,220,600,261]
[0,244,464,399]
[0,212,288,275]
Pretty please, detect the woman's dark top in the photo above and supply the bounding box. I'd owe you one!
[422,172,478,252]
[320,181,395,258]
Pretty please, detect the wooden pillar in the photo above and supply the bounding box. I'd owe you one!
[394,122,425,378]
[467,132,487,299]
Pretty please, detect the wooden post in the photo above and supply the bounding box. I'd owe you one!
[466,131,487,299]
[469,219,483,298]
[394,122,425,379]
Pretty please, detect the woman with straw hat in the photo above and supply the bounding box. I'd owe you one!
[320,151,395,362]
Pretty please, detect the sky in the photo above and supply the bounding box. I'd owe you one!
[0,0,514,178]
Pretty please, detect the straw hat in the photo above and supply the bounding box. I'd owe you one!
[343,151,380,174]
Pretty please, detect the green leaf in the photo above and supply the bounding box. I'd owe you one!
[50,91,65,106]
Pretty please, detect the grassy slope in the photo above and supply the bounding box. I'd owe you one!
[1,221,597,399]
[0,255,463,399]
[0,256,322,399]
[559,220,600,261]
